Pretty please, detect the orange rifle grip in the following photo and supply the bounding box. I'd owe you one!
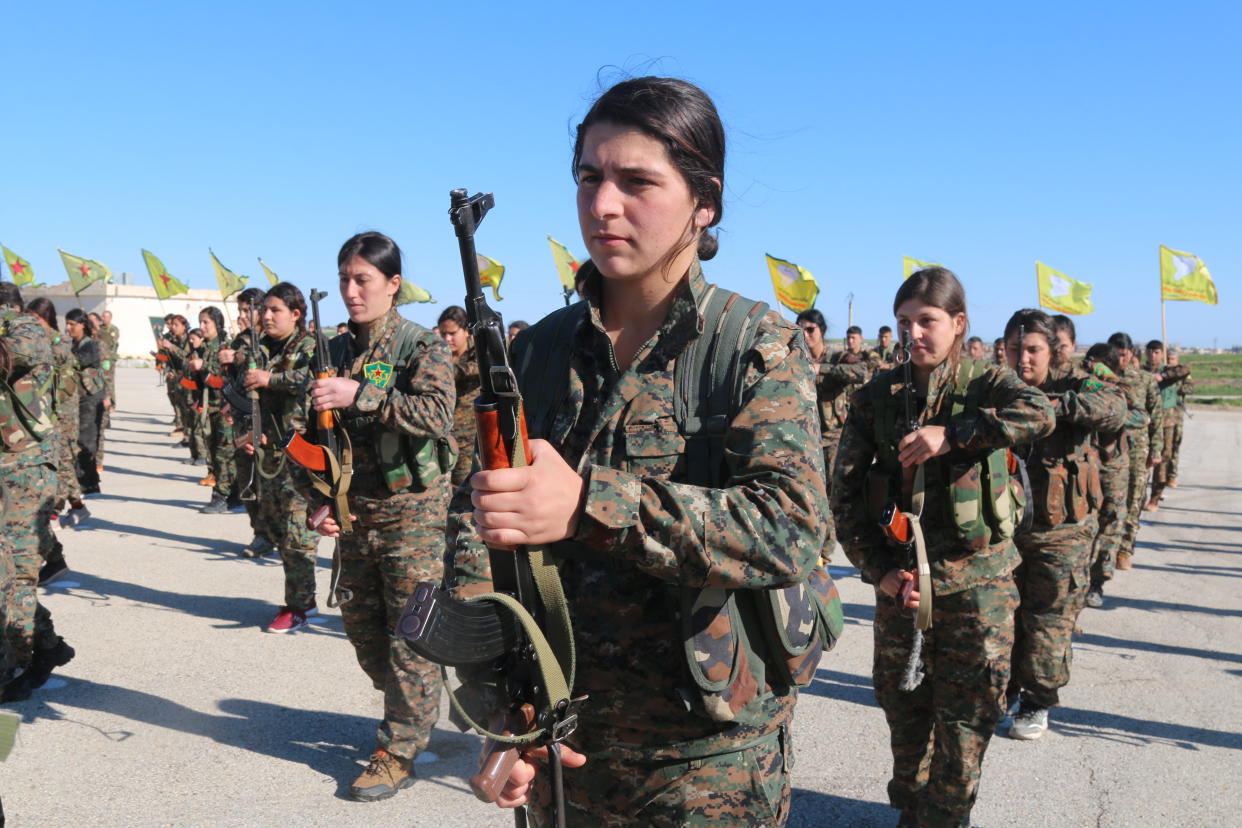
[475,405,533,470]
[315,371,334,431]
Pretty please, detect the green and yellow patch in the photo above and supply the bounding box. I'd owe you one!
[363,361,394,388]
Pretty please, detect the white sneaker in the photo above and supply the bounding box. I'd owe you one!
[1010,702,1049,740]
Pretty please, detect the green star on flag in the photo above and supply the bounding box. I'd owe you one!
[58,249,112,295]
[142,249,191,300]
[2,245,34,286]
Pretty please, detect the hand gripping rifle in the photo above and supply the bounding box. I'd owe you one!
[282,290,354,536]
[877,330,933,691]
[237,306,265,501]
[394,189,582,828]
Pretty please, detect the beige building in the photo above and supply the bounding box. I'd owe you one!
[19,276,241,358]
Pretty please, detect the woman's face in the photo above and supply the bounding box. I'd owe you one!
[262,296,300,340]
[66,319,85,340]
[438,319,470,357]
[894,300,967,371]
[339,255,398,325]
[169,319,187,337]
[799,321,824,355]
[1006,332,1053,386]
[199,313,218,340]
[576,122,715,284]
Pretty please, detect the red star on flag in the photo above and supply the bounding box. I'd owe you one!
[8,260,24,277]
[79,262,91,276]
[161,273,171,286]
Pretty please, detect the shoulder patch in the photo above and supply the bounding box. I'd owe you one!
[1082,376,1104,393]
[364,361,394,388]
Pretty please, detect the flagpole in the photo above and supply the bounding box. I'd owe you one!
[1160,247,1168,352]
[1036,263,1041,309]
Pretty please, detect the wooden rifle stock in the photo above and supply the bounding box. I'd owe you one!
[179,377,199,391]
[282,430,329,473]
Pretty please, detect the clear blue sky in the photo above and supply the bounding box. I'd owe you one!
[2,1,1237,347]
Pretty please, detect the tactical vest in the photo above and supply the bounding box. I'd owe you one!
[1023,373,1104,528]
[519,281,844,727]
[332,318,457,493]
[0,310,58,452]
[867,358,1029,551]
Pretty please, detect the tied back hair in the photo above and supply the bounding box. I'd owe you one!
[893,266,969,378]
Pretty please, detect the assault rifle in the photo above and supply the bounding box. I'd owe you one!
[394,189,581,828]
[877,330,931,690]
[237,306,264,501]
[282,289,353,535]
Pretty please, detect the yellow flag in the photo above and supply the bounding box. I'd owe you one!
[477,253,505,301]
[142,249,191,300]
[209,250,247,299]
[2,245,34,286]
[1036,261,1094,315]
[258,258,279,287]
[1160,245,1218,305]
[59,249,112,294]
[395,279,434,306]
[547,235,582,296]
[903,256,940,280]
[766,254,819,313]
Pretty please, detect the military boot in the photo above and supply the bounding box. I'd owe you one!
[349,750,415,801]
[1116,551,1133,570]
[200,495,228,514]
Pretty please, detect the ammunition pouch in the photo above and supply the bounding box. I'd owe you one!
[377,433,459,493]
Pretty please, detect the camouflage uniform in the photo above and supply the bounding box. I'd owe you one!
[230,328,269,528]
[810,348,871,553]
[327,307,454,762]
[0,309,62,671]
[449,346,480,489]
[51,333,82,510]
[195,336,235,500]
[832,358,1054,828]
[95,322,118,463]
[1118,363,1162,561]
[71,335,106,491]
[162,333,202,456]
[448,263,828,827]
[1011,365,1125,708]
[1149,362,1192,501]
[870,342,897,367]
[1088,363,1135,588]
[256,329,319,608]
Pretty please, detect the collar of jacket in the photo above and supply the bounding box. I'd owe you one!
[579,258,709,365]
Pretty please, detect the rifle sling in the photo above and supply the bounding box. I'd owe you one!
[302,422,354,535]
[908,464,933,631]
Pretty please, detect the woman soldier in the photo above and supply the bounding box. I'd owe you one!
[239,282,320,629]
[188,306,236,513]
[832,268,1055,828]
[64,308,107,496]
[437,305,480,488]
[311,231,456,802]
[450,77,829,826]
[1002,310,1125,739]
[158,315,202,464]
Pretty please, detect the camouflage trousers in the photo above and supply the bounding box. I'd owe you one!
[1090,451,1130,586]
[1,459,61,668]
[337,486,446,760]
[205,408,235,499]
[233,445,267,540]
[1120,429,1151,558]
[57,395,82,508]
[873,573,1018,828]
[1012,519,1097,708]
[821,437,841,557]
[265,467,318,609]
[0,534,16,682]
[1150,418,1183,500]
[528,726,792,827]
[166,379,185,431]
[245,450,284,547]
[76,391,105,489]
[450,408,477,490]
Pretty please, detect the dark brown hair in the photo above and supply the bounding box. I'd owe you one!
[25,297,58,331]
[437,305,467,328]
[573,76,725,262]
[264,282,308,332]
[1003,308,1056,348]
[893,267,970,372]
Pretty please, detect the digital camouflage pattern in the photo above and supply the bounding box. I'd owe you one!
[449,346,481,489]
[832,357,1053,828]
[448,262,827,825]
[873,575,1019,828]
[1119,363,1163,558]
[325,308,455,760]
[195,336,235,499]
[51,334,82,508]
[526,726,792,827]
[1150,362,1192,500]
[95,321,118,464]
[256,329,318,607]
[810,347,871,553]
[0,311,61,669]
[71,335,105,490]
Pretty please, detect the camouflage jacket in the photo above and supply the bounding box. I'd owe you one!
[0,308,56,458]
[71,335,105,397]
[96,323,119,361]
[1121,363,1164,454]
[160,333,189,377]
[51,333,78,407]
[1019,365,1126,533]
[257,329,316,443]
[812,348,871,439]
[832,358,1055,594]
[447,262,828,761]
[194,337,228,412]
[1081,361,1129,463]
[870,343,897,368]
[1153,363,1193,422]
[451,346,481,452]
[326,307,455,494]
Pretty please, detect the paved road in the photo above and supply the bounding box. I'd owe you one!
[3,370,1239,826]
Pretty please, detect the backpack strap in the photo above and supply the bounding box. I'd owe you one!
[515,302,588,440]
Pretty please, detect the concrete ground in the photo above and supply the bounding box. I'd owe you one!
[2,368,1239,826]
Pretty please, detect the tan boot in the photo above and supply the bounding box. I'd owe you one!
[1144,498,1159,512]
[349,750,414,802]
[1168,478,1178,489]
[198,474,216,487]
[1116,552,1133,570]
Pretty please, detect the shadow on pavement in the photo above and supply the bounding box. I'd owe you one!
[1073,631,1242,666]
[1054,705,1242,751]
[843,600,875,625]
[68,516,235,550]
[1131,561,1242,579]
[1100,595,1242,618]
[789,789,893,827]
[803,668,878,708]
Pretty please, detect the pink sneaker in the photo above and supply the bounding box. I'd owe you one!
[267,607,309,634]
